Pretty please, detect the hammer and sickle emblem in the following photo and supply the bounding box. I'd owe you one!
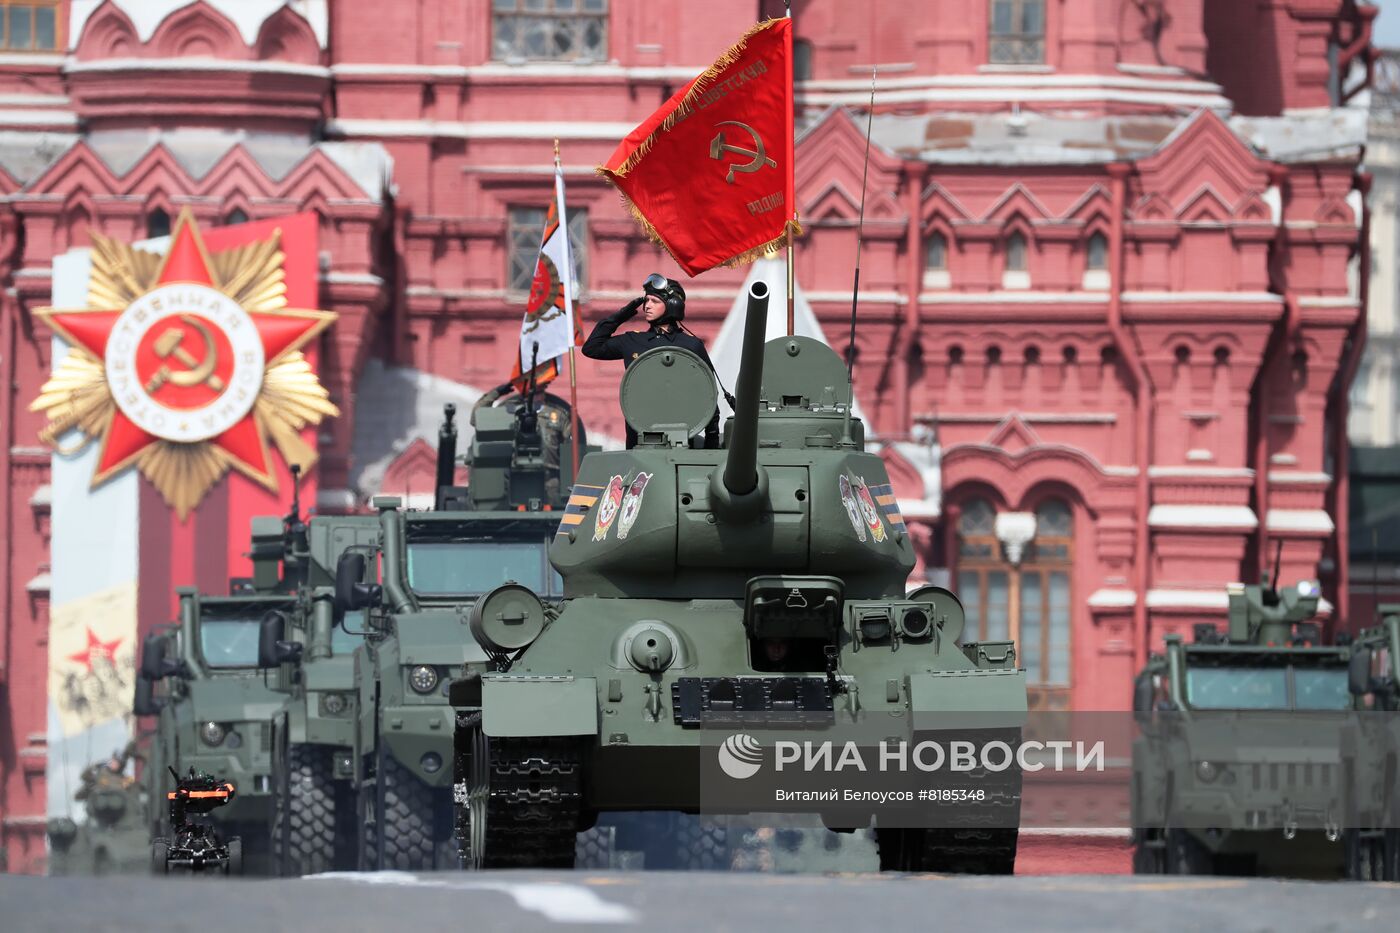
[709,120,777,184]
[144,315,224,395]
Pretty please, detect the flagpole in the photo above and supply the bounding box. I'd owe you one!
[557,138,582,485]
[785,1,795,336]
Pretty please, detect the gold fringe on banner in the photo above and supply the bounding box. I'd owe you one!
[613,189,802,272]
[599,18,782,180]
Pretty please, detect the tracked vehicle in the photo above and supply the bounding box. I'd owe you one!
[446,282,1028,872]
[334,395,588,871]
[1131,573,1382,878]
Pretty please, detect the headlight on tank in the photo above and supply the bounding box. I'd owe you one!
[200,721,227,747]
[1195,760,1219,783]
[320,692,350,716]
[408,665,440,695]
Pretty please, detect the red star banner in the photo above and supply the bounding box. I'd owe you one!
[598,18,800,277]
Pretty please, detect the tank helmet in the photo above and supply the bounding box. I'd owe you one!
[643,273,686,323]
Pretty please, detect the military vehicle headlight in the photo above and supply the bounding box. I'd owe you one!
[1296,580,1319,598]
[200,721,227,747]
[420,752,443,774]
[409,665,440,695]
[1195,760,1219,783]
[320,692,349,716]
[858,611,892,643]
[224,731,243,750]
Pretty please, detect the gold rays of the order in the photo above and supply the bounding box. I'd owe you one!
[31,223,338,519]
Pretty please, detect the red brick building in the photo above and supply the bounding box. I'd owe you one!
[0,1,1374,870]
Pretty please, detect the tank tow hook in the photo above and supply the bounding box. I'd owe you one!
[643,682,664,721]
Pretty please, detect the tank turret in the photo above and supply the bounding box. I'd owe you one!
[551,281,911,601]
[1225,577,1322,646]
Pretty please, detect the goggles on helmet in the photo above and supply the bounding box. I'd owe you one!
[643,273,670,292]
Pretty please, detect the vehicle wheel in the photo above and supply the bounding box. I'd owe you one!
[150,839,169,875]
[226,838,243,876]
[875,827,922,872]
[1132,830,1167,874]
[672,815,729,870]
[455,712,488,870]
[1383,829,1400,882]
[575,826,615,869]
[1166,829,1213,875]
[274,745,340,877]
[380,753,453,871]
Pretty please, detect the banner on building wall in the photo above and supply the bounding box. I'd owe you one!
[598,17,799,276]
[30,208,339,519]
[48,582,138,739]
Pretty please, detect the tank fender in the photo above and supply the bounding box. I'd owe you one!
[481,675,599,737]
[906,670,1028,731]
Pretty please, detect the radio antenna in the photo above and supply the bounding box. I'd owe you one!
[840,65,877,447]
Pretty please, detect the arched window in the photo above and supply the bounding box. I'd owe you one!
[146,208,171,240]
[957,498,1009,644]
[1086,232,1107,270]
[1021,499,1072,705]
[1005,232,1027,271]
[925,232,947,271]
[793,39,813,81]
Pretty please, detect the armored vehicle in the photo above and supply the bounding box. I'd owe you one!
[1346,604,1400,880]
[444,282,1028,873]
[252,494,380,877]
[135,585,297,875]
[336,395,587,871]
[1131,573,1375,877]
[152,767,241,874]
[46,742,149,875]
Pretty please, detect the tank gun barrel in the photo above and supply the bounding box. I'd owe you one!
[712,281,770,517]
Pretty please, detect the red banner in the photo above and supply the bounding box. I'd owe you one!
[598,18,798,277]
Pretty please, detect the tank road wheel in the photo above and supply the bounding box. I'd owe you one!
[150,839,169,875]
[379,753,454,872]
[672,815,731,871]
[455,712,490,870]
[274,746,339,877]
[224,838,243,876]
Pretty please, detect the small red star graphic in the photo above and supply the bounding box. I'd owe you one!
[68,627,123,673]
[41,213,329,487]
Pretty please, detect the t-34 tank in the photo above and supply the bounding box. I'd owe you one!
[450,282,1028,872]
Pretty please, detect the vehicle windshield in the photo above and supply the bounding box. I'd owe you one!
[330,611,366,655]
[199,617,262,670]
[1185,665,1351,710]
[407,541,554,596]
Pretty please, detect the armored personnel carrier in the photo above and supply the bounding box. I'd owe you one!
[46,742,149,875]
[251,487,380,877]
[444,282,1028,872]
[134,584,297,875]
[334,395,588,871]
[1345,604,1400,880]
[1131,572,1375,877]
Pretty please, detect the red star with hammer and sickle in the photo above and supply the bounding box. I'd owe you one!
[68,627,123,673]
[41,213,329,487]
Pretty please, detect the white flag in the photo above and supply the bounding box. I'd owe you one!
[514,165,577,385]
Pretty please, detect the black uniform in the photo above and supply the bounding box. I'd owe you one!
[582,301,721,448]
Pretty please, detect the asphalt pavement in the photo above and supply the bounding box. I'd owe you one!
[1,870,1396,933]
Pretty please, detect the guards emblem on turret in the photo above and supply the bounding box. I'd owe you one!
[615,472,653,541]
[593,474,625,541]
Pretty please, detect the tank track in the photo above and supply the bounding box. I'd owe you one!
[456,712,583,869]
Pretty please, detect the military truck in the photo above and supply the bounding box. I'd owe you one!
[46,742,149,875]
[439,281,1028,873]
[251,491,381,877]
[335,395,586,871]
[134,585,298,875]
[1131,573,1376,877]
[1345,603,1400,880]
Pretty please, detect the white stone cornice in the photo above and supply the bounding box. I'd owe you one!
[1147,505,1259,529]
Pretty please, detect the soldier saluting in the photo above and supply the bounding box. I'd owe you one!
[581,274,722,449]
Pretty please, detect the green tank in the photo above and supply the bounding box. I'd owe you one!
[46,742,149,875]
[334,395,587,871]
[440,282,1028,872]
[1130,573,1375,877]
[1345,604,1400,880]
